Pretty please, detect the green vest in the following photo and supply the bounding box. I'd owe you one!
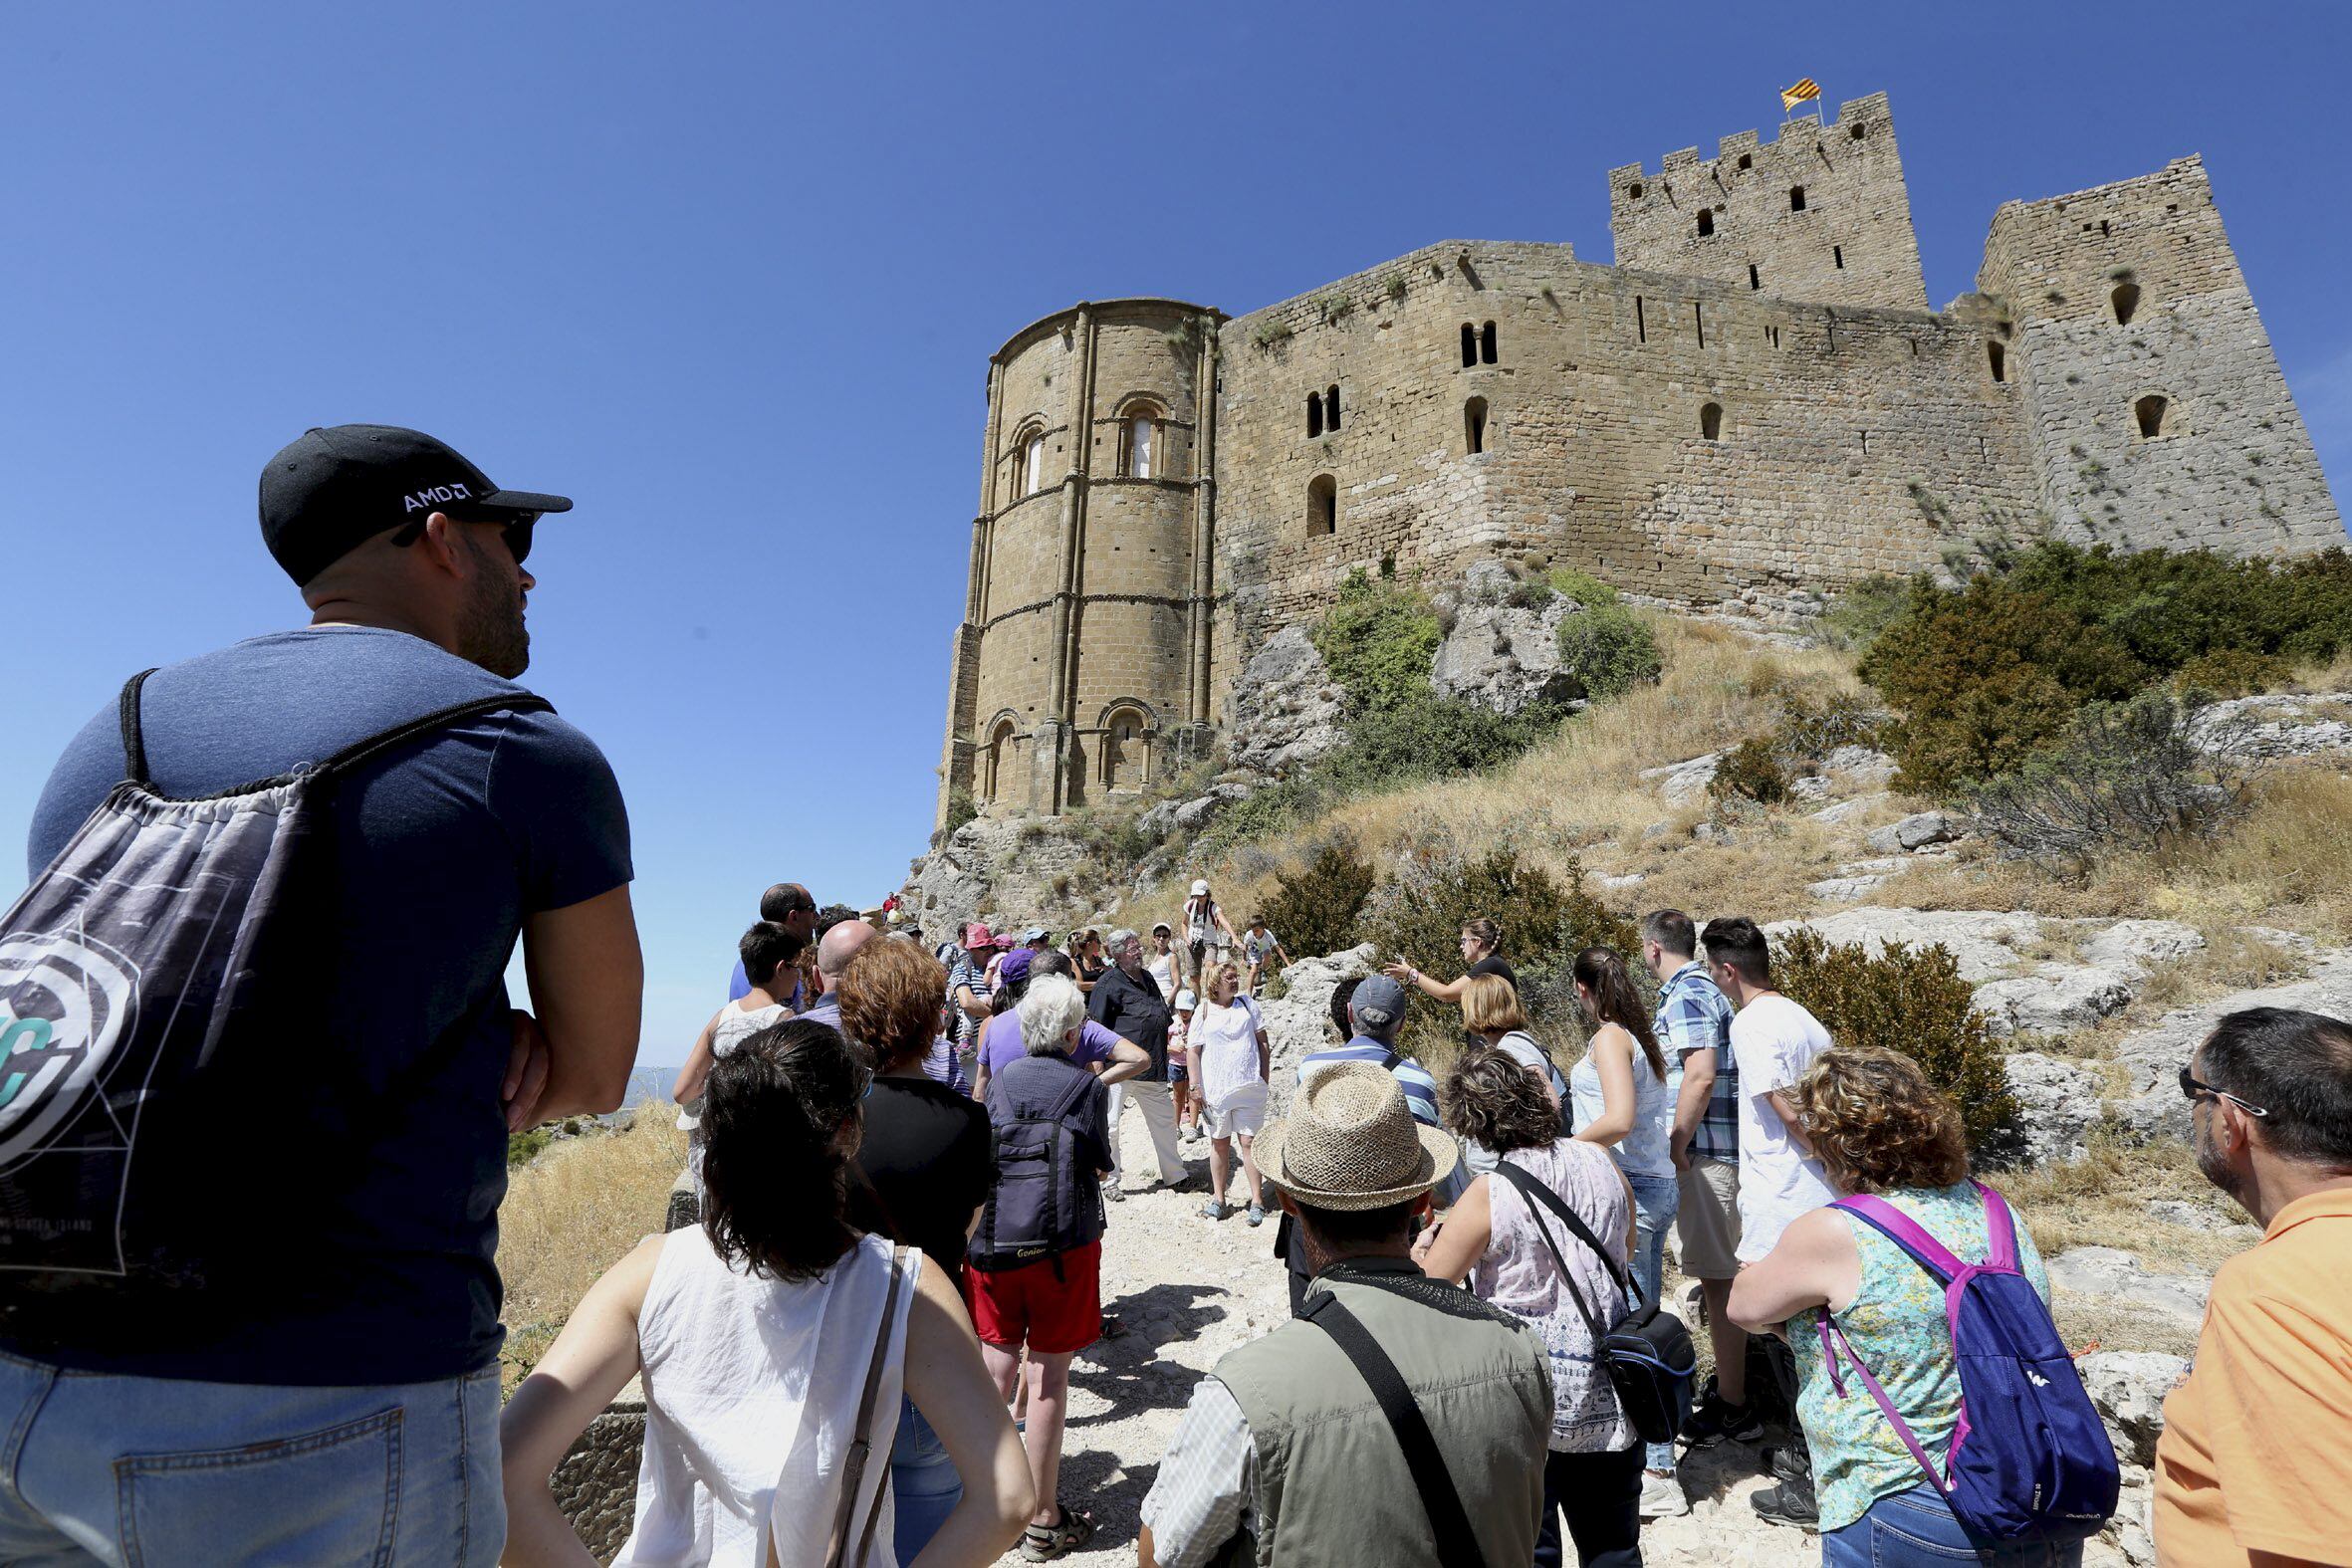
[1210,1258,1552,1568]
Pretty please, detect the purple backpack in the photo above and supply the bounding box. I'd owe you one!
[1820,1184,2119,1544]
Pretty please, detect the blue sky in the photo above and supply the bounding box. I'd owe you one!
[5,2,2345,1068]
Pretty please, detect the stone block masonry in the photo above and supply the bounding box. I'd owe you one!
[935,91,2344,827]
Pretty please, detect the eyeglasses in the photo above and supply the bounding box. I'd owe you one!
[855,1063,875,1101]
[387,512,537,566]
[2179,1065,2268,1119]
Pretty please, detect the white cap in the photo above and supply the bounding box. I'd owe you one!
[1191,879,1210,896]
[1174,989,1199,1010]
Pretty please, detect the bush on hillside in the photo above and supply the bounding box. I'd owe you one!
[1263,834,1378,963]
[1712,737,1792,805]
[1557,602,1663,701]
[1313,569,1443,715]
[1547,566,1621,607]
[2001,543,2352,673]
[1369,844,1636,994]
[1820,574,1910,653]
[1966,691,2256,871]
[1776,687,1888,761]
[2172,647,2289,699]
[1771,928,2015,1150]
[1859,577,2143,792]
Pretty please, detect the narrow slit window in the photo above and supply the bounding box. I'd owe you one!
[1635,296,1646,342]
[1989,340,2006,384]
[1324,385,1341,431]
[1833,245,1844,269]
[2111,283,2141,326]
[1461,324,1478,367]
[1749,263,1761,291]
[2134,394,2170,439]
[1694,301,1706,348]
[1481,322,1498,363]
[1306,395,1323,438]
[1697,210,1715,238]
[1307,474,1337,537]
[1789,185,1807,212]
[1465,396,1488,455]
[1700,402,1724,441]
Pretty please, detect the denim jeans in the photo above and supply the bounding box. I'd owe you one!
[1533,1444,1642,1568]
[1822,1484,2088,1566]
[890,1396,962,1567]
[0,1349,502,1565]
[1626,1169,1680,1474]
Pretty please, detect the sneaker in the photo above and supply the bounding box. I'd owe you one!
[1247,1203,1266,1227]
[1102,1181,1124,1204]
[1750,1480,1818,1531]
[1638,1470,1690,1518]
[1681,1386,1764,1447]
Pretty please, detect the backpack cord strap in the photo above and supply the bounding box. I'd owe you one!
[1301,1291,1491,1568]
[1816,1315,1953,1493]
[309,692,554,778]
[117,670,158,785]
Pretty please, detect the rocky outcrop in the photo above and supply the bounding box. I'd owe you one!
[898,814,1092,946]
[1640,753,1723,807]
[554,1386,644,1559]
[1224,624,1347,778]
[2047,1247,2212,1333]
[2110,950,2352,1140]
[2079,1351,2189,1467]
[2189,692,2352,760]
[1429,560,1584,717]
[1864,809,1967,855]
[1999,1051,2105,1165]
[1261,945,1379,1115]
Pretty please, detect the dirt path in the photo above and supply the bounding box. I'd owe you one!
[1014,1117,2128,1567]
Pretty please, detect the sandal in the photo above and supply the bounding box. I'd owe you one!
[1200,1198,1227,1221]
[1021,1503,1096,1561]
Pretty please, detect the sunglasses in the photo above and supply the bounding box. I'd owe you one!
[2178,1065,2268,1119]
[387,512,537,566]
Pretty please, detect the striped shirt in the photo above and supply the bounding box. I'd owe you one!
[1298,1040,1467,1206]
[1655,960,1739,1162]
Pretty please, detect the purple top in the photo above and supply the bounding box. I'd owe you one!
[979,1010,1123,1080]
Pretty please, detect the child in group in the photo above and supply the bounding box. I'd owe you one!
[1170,989,1201,1140]
[1188,964,1273,1226]
[1240,916,1291,996]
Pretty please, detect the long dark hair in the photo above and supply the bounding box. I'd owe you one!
[701,1017,866,1280]
[1572,946,1665,1081]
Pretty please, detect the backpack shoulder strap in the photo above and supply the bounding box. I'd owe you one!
[1835,1194,1969,1285]
[1496,1157,1637,1301]
[1975,1182,2019,1271]
[309,691,555,779]
[1300,1291,1490,1568]
[1380,1049,1403,1074]
[118,669,159,784]
[1491,1161,1614,1348]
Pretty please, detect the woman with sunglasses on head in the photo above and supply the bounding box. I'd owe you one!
[500,1017,1032,1566]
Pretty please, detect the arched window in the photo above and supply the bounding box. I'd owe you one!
[1306,394,1323,438]
[1789,185,1807,212]
[1696,210,1715,238]
[1324,385,1341,431]
[1988,341,2006,384]
[1464,397,1488,455]
[1700,401,1724,441]
[2111,284,2141,327]
[1481,322,1498,363]
[1461,324,1478,368]
[1307,474,1337,537]
[984,718,1018,803]
[1117,402,1162,478]
[1021,431,1047,497]
[2134,394,2170,439]
[1099,706,1150,791]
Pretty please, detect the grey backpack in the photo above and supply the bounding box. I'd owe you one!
[0,671,547,1341]
[969,1053,1102,1271]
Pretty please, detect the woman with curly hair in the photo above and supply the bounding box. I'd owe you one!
[499,1018,1032,1566]
[1413,1044,1642,1568]
[1729,1048,2066,1567]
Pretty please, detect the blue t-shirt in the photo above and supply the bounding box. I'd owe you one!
[21,626,631,1384]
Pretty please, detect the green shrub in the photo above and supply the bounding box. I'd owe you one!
[1546,566,1621,607]
[1821,574,1910,653]
[1776,688,1888,761]
[1263,834,1378,962]
[941,785,977,838]
[1557,603,1662,701]
[2172,646,2289,699]
[1312,570,1443,715]
[1771,927,2016,1149]
[1713,737,1791,804]
[508,1127,556,1169]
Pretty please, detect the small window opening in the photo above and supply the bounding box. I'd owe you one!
[1700,402,1724,441]
[1464,396,1488,455]
[1988,341,2006,383]
[1848,121,1866,140]
[1635,296,1646,342]
[2100,219,2111,237]
[1767,324,1780,347]
[1749,263,1761,291]
[1694,301,1706,348]
[1910,338,1920,357]
[2111,283,2141,326]
[1305,395,1322,438]
[1324,385,1341,431]
[1789,185,1807,212]
[2134,394,2170,439]
[1461,323,1478,367]
[1306,474,1337,537]
[1860,429,1870,455]
[1626,182,1644,200]
[1480,322,1498,363]
[1697,210,1715,237]
[1737,153,1753,170]
[1833,245,1844,269]
[1022,432,1047,497]
[1121,411,1158,478]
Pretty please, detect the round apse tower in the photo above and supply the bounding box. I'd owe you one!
[937,298,1225,826]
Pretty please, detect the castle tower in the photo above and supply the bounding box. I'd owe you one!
[1977,156,2343,554]
[936,299,1224,828]
[1608,92,1929,312]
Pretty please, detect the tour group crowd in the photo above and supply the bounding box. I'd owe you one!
[7,427,2347,1568]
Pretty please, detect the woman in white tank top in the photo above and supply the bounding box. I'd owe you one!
[500,1016,1033,1567]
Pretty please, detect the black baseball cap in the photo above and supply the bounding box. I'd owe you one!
[259,423,573,585]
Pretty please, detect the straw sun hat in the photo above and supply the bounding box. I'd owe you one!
[1256,1061,1459,1212]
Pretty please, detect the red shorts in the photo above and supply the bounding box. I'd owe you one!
[962,1239,1102,1355]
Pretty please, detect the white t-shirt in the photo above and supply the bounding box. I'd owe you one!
[1729,994,1836,1262]
[1191,995,1267,1108]
[1242,929,1280,966]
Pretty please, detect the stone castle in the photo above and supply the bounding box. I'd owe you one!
[934,92,2343,826]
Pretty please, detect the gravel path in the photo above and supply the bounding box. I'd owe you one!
[1015,1118,2131,1567]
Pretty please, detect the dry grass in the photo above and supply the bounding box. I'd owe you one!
[496,1106,686,1390]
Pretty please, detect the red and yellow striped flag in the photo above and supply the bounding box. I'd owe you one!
[1780,78,1821,112]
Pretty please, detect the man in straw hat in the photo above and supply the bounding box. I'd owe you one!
[1140,1063,1550,1568]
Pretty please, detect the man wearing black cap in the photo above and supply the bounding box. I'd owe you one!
[12,425,639,1558]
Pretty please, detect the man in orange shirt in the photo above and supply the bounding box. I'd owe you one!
[2156,1006,2352,1567]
